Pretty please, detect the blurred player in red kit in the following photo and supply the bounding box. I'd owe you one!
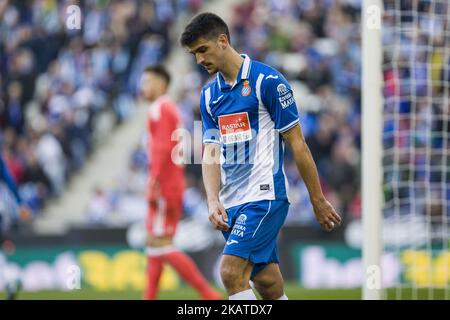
[140,65,221,300]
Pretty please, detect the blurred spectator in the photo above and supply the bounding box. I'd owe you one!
[85,187,111,225]
[35,127,66,196]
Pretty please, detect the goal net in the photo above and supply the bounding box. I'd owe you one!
[381,0,449,299]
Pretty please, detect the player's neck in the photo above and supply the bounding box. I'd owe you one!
[220,49,244,86]
[148,92,167,103]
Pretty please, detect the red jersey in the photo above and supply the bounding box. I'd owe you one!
[147,95,185,198]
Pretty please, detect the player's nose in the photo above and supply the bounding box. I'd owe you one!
[196,53,204,65]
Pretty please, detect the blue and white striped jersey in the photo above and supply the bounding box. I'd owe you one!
[200,54,300,209]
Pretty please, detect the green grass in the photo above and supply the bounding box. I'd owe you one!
[1,283,448,300]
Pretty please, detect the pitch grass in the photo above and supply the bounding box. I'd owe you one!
[0,283,447,300]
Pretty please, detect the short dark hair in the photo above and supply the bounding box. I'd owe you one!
[180,12,230,47]
[144,65,171,86]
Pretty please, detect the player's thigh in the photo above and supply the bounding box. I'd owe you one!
[220,254,254,282]
[252,262,283,289]
[250,245,279,279]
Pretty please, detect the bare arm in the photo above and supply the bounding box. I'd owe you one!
[281,124,342,231]
[202,143,229,231]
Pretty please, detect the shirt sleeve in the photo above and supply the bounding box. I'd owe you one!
[199,88,221,145]
[0,156,22,204]
[261,71,300,133]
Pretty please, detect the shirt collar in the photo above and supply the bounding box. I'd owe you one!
[217,54,251,91]
[149,94,169,109]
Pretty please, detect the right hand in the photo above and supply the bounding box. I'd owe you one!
[207,199,229,231]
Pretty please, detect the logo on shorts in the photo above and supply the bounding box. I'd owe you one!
[236,214,247,225]
[232,214,247,238]
[241,80,251,96]
[260,184,270,191]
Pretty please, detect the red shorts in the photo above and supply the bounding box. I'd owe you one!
[146,194,183,237]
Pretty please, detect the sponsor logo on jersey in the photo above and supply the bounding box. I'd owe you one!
[218,112,252,144]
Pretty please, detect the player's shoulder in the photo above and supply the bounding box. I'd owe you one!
[250,60,288,88]
[249,60,285,80]
[249,61,291,97]
[159,96,174,109]
[159,97,180,116]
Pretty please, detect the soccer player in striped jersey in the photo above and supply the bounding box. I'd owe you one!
[181,13,342,300]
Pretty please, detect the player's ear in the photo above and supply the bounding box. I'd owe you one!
[217,34,228,49]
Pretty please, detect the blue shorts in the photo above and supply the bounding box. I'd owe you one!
[222,199,289,279]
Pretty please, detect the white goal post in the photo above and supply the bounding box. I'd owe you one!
[362,0,384,301]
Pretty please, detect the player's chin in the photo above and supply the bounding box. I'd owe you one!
[204,65,218,74]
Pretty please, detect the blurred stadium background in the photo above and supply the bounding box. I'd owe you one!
[0,0,448,300]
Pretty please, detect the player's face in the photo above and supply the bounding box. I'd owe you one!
[187,36,224,74]
[140,72,158,101]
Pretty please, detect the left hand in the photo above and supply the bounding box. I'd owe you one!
[312,198,342,232]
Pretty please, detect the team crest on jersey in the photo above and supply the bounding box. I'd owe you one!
[241,80,251,96]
